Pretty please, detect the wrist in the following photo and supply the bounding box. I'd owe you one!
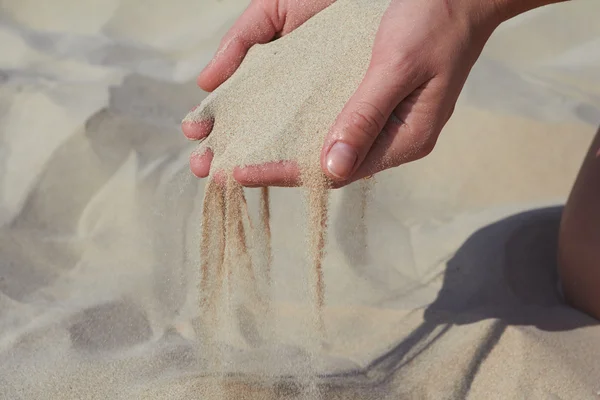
[453,0,568,43]
[450,0,504,44]
[489,0,569,23]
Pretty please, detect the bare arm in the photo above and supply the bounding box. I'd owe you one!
[493,0,569,21]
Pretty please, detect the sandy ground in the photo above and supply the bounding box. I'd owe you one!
[1,0,600,398]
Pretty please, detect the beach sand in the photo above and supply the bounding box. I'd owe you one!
[1,0,600,398]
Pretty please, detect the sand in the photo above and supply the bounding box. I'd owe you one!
[183,1,390,384]
[1,0,600,399]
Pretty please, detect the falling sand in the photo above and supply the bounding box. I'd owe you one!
[183,0,390,393]
[3,0,600,398]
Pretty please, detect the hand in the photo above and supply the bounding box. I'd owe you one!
[315,0,499,185]
[183,0,335,181]
[183,0,552,187]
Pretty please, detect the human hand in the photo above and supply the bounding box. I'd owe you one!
[183,0,555,187]
[183,0,335,180]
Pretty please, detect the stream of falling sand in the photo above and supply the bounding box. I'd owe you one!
[193,164,381,400]
[198,173,330,395]
[199,177,329,327]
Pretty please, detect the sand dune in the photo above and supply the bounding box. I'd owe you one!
[1,0,600,398]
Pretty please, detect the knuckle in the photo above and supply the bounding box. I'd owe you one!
[389,51,411,70]
[347,102,386,139]
[385,50,416,75]
[400,125,438,163]
[255,0,282,31]
[416,135,437,158]
[371,53,421,95]
[421,140,436,157]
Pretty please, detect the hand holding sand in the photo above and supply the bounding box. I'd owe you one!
[183,0,565,187]
[180,0,568,341]
[181,0,509,331]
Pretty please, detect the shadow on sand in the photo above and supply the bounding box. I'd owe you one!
[322,205,598,397]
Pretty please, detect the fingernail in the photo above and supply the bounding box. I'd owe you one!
[326,142,357,179]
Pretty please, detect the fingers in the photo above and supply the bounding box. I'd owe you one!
[190,155,301,187]
[349,80,453,182]
[181,119,213,140]
[234,161,300,187]
[349,116,433,181]
[321,35,424,182]
[191,80,454,188]
[190,149,214,178]
[198,0,339,92]
[198,2,280,92]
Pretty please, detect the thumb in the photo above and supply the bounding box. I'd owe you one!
[198,2,280,92]
[321,60,421,181]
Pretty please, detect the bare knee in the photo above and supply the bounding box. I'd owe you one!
[558,129,600,319]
